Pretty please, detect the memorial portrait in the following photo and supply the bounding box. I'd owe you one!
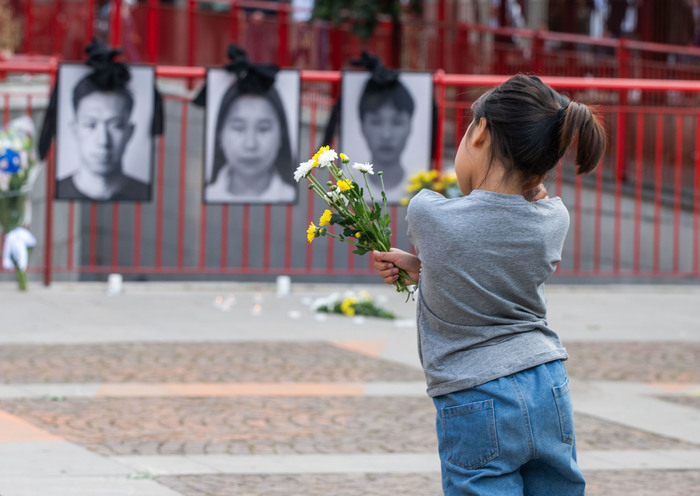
[55,63,155,202]
[203,68,300,204]
[340,71,433,204]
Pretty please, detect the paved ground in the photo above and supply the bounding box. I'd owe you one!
[0,281,699,495]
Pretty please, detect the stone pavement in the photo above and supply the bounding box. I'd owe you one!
[0,281,699,495]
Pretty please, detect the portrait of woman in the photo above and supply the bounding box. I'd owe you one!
[55,63,155,202]
[340,70,433,204]
[203,68,300,204]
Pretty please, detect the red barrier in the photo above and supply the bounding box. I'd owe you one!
[12,0,700,80]
[0,61,699,284]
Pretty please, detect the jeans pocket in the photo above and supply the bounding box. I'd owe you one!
[553,376,575,446]
[439,399,499,470]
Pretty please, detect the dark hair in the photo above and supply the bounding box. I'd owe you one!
[358,79,415,121]
[210,84,294,186]
[471,74,606,182]
[72,74,134,115]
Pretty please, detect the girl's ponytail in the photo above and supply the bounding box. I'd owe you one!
[559,101,606,175]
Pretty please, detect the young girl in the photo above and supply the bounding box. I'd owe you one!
[373,74,605,495]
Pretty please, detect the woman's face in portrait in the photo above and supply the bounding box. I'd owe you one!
[360,103,412,165]
[218,95,282,180]
[72,91,134,177]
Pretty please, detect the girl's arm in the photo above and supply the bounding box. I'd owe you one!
[372,249,421,286]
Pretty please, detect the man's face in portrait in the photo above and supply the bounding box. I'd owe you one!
[360,103,412,165]
[72,91,134,177]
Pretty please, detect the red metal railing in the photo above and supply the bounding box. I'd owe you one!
[8,0,700,80]
[1,61,699,284]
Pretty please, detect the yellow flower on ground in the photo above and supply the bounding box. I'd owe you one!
[340,297,357,316]
[319,209,332,226]
[337,179,353,192]
[307,222,318,242]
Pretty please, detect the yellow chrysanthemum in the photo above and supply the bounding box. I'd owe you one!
[319,209,332,226]
[354,232,361,239]
[400,197,410,206]
[340,297,357,316]
[307,222,318,243]
[339,153,349,163]
[337,179,353,192]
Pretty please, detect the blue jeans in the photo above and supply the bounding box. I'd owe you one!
[432,361,585,496]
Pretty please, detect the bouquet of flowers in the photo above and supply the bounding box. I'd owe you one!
[312,290,396,319]
[296,146,416,298]
[0,116,39,291]
[401,169,462,205]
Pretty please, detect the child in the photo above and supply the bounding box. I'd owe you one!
[373,74,605,495]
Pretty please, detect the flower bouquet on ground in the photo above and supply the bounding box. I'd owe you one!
[312,290,396,319]
[296,146,416,298]
[0,116,39,291]
[401,169,462,205]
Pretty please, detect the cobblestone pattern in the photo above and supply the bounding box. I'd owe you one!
[2,341,698,384]
[1,397,696,457]
[564,342,700,382]
[0,342,425,384]
[156,470,700,496]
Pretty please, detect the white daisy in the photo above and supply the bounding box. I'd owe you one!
[294,160,314,182]
[317,148,338,168]
[352,162,374,175]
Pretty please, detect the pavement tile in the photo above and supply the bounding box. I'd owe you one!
[0,342,424,384]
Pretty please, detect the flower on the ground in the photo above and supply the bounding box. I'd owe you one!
[297,146,417,299]
[319,209,332,226]
[336,179,353,192]
[340,297,357,316]
[294,159,314,182]
[311,290,397,319]
[352,162,374,175]
[307,222,319,242]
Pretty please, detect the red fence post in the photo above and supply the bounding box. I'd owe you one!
[187,0,196,68]
[146,0,159,63]
[615,40,629,181]
[433,69,446,171]
[277,3,290,67]
[23,0,33,53]
[532,30,544,75]
[229,0,239,44]
[110,0,122,48]
[43,59,59,286]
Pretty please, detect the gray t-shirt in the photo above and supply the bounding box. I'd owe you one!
[407,189,570,397]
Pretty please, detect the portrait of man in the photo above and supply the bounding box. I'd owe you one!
[203,68,300,204]
[340,71,433,204]
[55,63,155,202]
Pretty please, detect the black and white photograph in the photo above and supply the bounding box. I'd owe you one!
[340,71,433,204]
[203,68,300,204]
[55,63,155,202]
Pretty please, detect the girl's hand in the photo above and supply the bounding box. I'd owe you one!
[523,183,549,202]
[372,249,421,286]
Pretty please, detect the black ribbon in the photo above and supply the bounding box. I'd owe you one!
[38,38,164,160]
[192,44,279,107]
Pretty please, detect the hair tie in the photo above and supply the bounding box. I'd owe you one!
[350,51,399,87]
[557,106,567,120]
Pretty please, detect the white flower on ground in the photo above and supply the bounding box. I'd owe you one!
[352,162,374,175]
[317,148,338,168]
[294,160,314,182]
